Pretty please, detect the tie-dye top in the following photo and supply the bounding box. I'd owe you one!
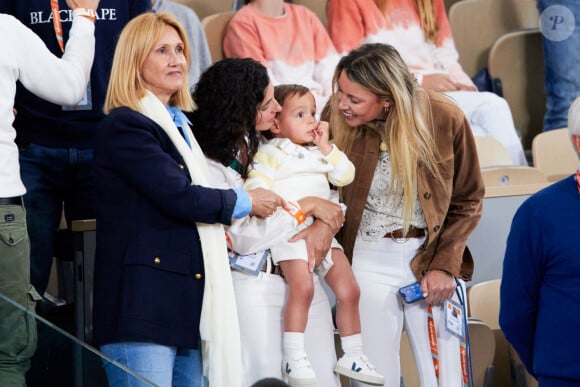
[327,0,473,86]
[223,3,340,107]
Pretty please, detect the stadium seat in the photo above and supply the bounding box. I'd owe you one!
[468,319,496,387]
[468,280,510,387]
[172,0,235,21]
[201,11,235,63]
[468,280,538,387]
[532,128,578,182]
[488,29,545,149]
[445,0,463,13]
[481,166,547,187]
[474,136,513,168]
[449,0,539,77]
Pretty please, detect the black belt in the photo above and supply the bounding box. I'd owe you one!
[0,196,22,205]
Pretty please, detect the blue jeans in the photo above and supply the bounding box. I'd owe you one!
[19,143,96,296]
[100,342,206,387]
[538,0,580,131]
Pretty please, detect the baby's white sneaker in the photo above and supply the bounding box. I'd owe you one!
[334,353,385,386]
[283,352,317,385]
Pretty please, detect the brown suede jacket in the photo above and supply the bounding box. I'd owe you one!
[336,91,485,281]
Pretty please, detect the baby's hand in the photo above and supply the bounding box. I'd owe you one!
[313,121,332,155]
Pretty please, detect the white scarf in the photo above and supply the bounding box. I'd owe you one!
[138,91,243,387]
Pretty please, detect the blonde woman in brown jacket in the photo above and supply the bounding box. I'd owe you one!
[326,43,484,387]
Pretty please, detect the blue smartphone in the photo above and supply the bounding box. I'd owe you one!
[398,282,425,303]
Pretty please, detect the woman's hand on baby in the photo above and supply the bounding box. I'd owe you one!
[298,197,344,234]
[248,188,288,218]
[289,220,333,272]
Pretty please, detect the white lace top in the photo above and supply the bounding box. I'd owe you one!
[359,151,427,241]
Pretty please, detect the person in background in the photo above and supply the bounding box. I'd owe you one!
[152,0,211,89]
[500,97,580,386]
[326,43,484,386]
[192,58,342,387]
[0,0,151,302]
[326,0,528,166]
[0,1,98,385]
[537,0,580,131]
[92,13,284,387]
[223,0,339,114]
[243,84,384,386]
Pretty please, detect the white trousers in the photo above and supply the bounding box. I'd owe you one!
[351,236,466,387]
[446,90,528,166]
[232,270,340,387]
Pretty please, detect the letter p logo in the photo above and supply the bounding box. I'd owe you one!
[540,5,575,42]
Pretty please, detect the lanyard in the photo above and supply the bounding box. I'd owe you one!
[50,0,65,53]
[225,232,234,252]
[427,305,440,380]
[427,304,470,386]
[460,338,469,386]
[575,169,580,193]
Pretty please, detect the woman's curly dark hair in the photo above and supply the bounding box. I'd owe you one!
[190,58,269,178]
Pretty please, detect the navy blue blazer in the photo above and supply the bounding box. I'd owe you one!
[93,107,237,349]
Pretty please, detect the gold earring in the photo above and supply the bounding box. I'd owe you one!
[384,105,390,114]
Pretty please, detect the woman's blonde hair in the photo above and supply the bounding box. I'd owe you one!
[374,0,439,44]
[330,43,445,231]
[103,12,194,113]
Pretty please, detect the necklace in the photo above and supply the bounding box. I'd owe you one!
[371,120,388,152]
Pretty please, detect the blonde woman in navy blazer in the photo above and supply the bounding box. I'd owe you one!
[92,12,283,387]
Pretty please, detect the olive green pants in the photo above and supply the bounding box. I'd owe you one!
[0,204,39,387]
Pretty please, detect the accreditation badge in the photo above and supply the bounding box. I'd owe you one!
[445,299,464,338]
[229,250,269,276]
[62,80,93,111]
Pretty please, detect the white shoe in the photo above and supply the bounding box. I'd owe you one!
[334,353,385,386]
[282,353,317,385]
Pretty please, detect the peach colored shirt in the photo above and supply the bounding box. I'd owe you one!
[327,0,474,87]
[224,4,340,103]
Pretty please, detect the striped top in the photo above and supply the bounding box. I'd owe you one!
[327,0,473,87]
[244,138,355,202]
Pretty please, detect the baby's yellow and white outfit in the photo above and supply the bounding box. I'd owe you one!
[244,138,354,275]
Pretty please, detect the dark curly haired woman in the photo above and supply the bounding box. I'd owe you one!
[190,58,344,386]
[190,58,268,178]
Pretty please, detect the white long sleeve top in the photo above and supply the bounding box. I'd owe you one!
[0,13,95,197]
